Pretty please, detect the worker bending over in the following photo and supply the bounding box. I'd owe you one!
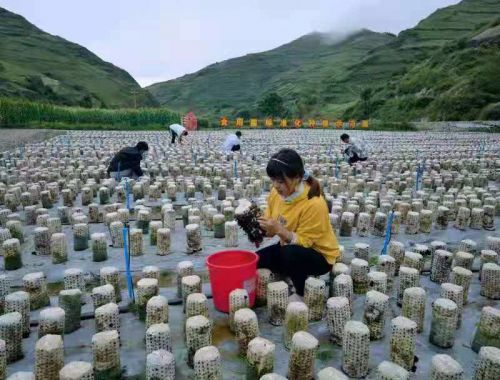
[222,130,242,154]
[107,141,149,180]
[169,123,188,144]
[340,133,368,165]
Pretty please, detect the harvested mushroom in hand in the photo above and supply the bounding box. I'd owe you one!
[235,199,266,248]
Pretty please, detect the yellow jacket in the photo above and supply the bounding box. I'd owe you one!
[264,184,339,264]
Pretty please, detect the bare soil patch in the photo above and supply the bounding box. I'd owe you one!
[0,128,65,152]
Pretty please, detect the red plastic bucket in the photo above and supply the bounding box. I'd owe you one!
[206,250,258,313]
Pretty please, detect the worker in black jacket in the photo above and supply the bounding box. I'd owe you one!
[107,141,149,179]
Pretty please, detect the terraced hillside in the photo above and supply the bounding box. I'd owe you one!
[147,30,395,119]
[149,0,500,121]
[344,0,500,121]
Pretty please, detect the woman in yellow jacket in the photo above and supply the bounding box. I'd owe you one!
[257,148,340,297]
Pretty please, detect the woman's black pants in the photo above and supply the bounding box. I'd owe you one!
[256,243,332,296]
[348,153,367,165]
[170,130,178,144]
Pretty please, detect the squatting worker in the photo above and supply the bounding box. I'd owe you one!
[257,148,339,300]
[222,130,242,154]
[107,141,148,180]
[169,123,188,144]
[340,133,368,165]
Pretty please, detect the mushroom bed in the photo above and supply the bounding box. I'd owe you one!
[0,129,499,379]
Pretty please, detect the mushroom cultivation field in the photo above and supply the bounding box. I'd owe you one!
[0,129,498,379]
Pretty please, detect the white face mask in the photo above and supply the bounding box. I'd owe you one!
[282,182,305,203]
[141,151,148,159]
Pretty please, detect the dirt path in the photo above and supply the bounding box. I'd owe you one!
[0,128,65,152]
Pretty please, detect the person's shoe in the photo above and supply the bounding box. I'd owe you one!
[288,293,304,303]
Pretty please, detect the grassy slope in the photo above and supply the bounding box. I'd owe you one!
[148,0,499,121]
[345,0,500,121]
[345,0,499,78]
[0,7,157,108]
[147,30,395,119]
[365,36,500,121]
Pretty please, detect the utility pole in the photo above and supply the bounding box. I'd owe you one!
[130,89,138,109]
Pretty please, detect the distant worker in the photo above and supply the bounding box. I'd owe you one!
[169,123,188,144]
[340,133,368,165]
[222,130,242,154]
[107,141,149,179]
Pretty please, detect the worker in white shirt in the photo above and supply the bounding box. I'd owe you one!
[169,123,188,144]
[222,131,242,154]
[340,133,368,165]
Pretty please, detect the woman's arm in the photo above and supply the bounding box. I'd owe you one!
[258,188,306,244]
[276,224,294,244]
[294,198,334,249]
[258,217,294,243]
[132,161,144,177]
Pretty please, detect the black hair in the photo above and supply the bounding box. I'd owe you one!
[136,141,149,151]
[266,148,322,199]
[183,131,189,136]
[236,131,242,137]
[340,133,349,142]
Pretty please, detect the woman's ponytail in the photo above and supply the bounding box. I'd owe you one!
[306,175,322,199]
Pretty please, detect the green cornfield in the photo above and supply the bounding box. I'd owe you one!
[0,98,181,129]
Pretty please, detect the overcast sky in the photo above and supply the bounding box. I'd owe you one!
[1,0,460,87]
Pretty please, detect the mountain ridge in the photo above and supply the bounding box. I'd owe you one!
[148,0,500,121]
[0,7,157,108]
[147,29,395,118]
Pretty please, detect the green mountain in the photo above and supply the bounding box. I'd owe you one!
[147,30,396,119]
[346,25,500,121]
[148,0,500,121]
[344,0,500,121]
[0,7,157,108]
